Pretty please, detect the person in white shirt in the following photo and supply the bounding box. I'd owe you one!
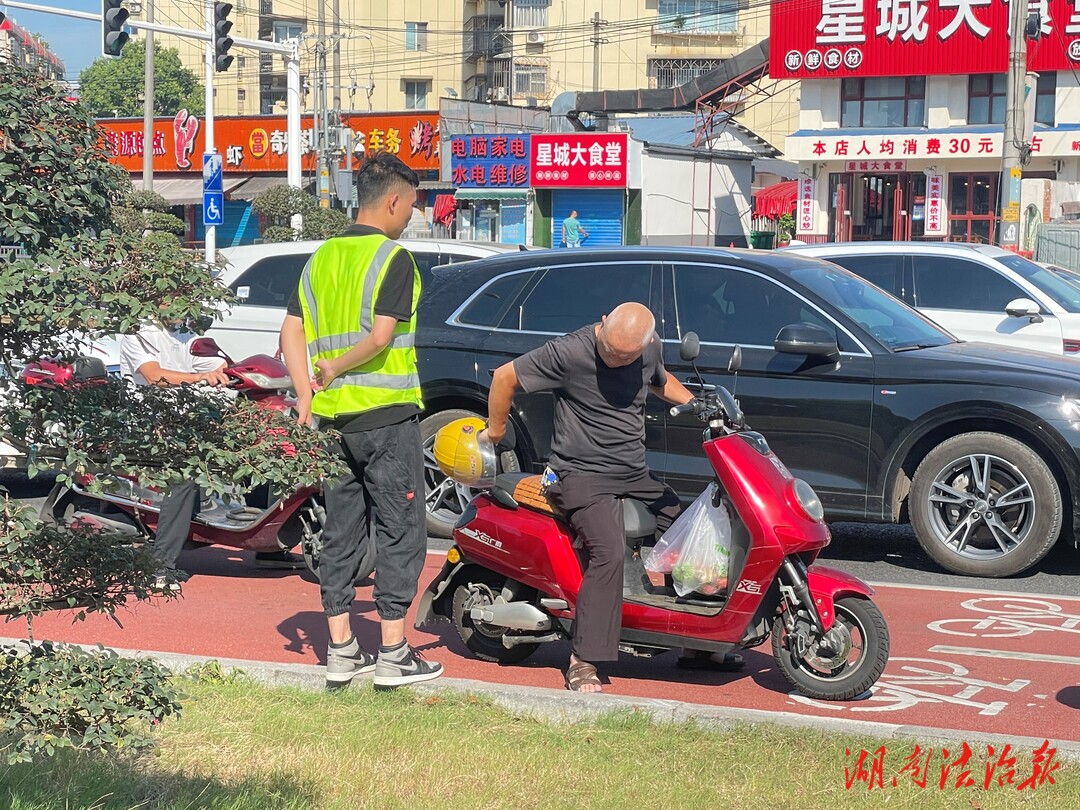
[119,324,304,588]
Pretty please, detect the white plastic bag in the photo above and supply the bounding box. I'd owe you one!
[644,485,732,597]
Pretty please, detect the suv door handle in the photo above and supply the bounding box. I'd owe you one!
[683,380,716,392]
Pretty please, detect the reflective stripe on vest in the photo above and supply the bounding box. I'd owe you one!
[298,234,422,419]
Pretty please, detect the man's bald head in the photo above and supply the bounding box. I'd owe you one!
[596,302,656,368]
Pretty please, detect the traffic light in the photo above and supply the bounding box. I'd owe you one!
[213,2,234,72]
[101,0,130,58]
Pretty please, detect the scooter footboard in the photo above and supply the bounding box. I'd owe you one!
[807,565,876,631]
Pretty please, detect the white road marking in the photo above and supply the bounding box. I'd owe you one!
[929,644,1080,667]
[867,580,1080,602]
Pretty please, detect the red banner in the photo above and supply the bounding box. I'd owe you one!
[529,133,628,188]
[96,112,441,174]
[770,0,1080,79]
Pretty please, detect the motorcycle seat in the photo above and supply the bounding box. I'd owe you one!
[496,474,657,539]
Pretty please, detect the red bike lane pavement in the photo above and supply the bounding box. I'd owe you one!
[18,546,1080,746]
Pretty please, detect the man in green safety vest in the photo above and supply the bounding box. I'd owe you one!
[280,152,442,690]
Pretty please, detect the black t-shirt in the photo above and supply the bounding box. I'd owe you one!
[287,224,420,433]
[513,324,666,478]
[286,224,416,321]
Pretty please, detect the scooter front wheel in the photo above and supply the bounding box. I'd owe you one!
[771,597,889,701]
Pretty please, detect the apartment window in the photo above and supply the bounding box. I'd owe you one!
[968,74,1006,125]
[949,173,998,244]
[404,80,430,110]
[1035,71,1056,126]
[841,77,925,127]
[657,0,737,34]
[237,89,246,101]
[648,57,723,89]
[514,65,548,97]
[272,22,303,43]
[513,0,551,28]
[236,56,246,77]
[405,22,428,51]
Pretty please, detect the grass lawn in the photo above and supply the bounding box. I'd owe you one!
[1,674,1075,809]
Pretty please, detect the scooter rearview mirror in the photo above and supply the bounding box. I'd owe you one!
[679,332,700,362]
[189,337,233,365]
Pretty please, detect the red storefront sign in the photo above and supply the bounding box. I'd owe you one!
[96,112,441,173]
[770,0,1080,79]
[529,133,627,187]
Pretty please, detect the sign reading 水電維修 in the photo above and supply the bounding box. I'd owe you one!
[450,134,531,189]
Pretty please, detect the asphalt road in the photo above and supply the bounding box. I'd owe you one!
[5,469,1079,596]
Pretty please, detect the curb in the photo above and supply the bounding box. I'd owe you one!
[4,636,1079,761]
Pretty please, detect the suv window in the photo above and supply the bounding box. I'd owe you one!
[506,263,652,333]
[230,254,312,308]
[458,272,532,327]
[410,250,442,276]
[826,254,904,298]
[673,264,840,348]
[912,256,1026,312]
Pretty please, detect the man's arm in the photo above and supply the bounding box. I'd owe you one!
[137,362,228,387]
[649,367,694,406]
[280,313,313,425]
[486,362,519,445]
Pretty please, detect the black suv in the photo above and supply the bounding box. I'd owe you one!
[416,246,1080,579]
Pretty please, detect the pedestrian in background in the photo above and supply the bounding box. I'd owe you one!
[279,151,443,690]
[562,209,589,248]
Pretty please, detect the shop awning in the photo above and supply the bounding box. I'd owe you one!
[454,188,529,201]
[752,180,798,220]
[230,176,290,201]
[129,175,248,205]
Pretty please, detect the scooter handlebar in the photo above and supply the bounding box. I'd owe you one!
[669,400,704,417]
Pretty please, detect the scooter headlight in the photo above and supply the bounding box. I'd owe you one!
[791,478,824,522]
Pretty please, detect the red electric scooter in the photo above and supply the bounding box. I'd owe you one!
[417,334,890,700]
[28,338,366,580]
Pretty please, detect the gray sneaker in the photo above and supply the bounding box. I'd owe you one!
[326,639,376,688]
[373,644,443,689]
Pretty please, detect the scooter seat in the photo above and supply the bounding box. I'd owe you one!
[622,499,657,539]
[505,474,563,516]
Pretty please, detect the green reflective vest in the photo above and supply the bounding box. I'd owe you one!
[298,234,422,419]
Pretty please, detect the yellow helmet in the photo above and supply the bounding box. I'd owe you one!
[433,416,497,487]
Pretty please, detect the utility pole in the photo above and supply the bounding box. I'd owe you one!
[142,0,154,193]
[332,0,341,110]
[590,11,608,92]
[316,4,330,207]
[204,0,216,262]
[999,0,1030,250]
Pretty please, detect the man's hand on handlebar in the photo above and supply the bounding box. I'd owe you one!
[198,369,232,387]
[669,397,706,418]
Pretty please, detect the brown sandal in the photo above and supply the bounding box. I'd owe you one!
[565,660,602,692]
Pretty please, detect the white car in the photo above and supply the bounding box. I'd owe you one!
[204,239,524,360]
[786,242,1080,356]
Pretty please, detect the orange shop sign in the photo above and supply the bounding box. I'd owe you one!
[96,111,441,173]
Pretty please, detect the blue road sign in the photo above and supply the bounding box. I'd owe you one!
[203,152,223,193]
[203,192,224,227]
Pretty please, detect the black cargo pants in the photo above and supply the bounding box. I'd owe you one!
[546,470,682,663]
[319,418,427,621]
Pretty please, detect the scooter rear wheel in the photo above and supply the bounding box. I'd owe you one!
[771,596,889,701]
[451,570,541,665]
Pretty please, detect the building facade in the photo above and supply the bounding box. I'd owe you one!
[122,1,797,152]
[0,16,66,81]
[772,0,1080,247]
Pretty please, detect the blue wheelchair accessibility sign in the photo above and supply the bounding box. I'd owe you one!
[203,192,224,227]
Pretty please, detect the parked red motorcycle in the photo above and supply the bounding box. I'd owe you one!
[417,334,890,700]
[30,338,363,579]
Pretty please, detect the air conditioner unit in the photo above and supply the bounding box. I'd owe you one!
[493,86,510,102]
[526,31,545,45]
